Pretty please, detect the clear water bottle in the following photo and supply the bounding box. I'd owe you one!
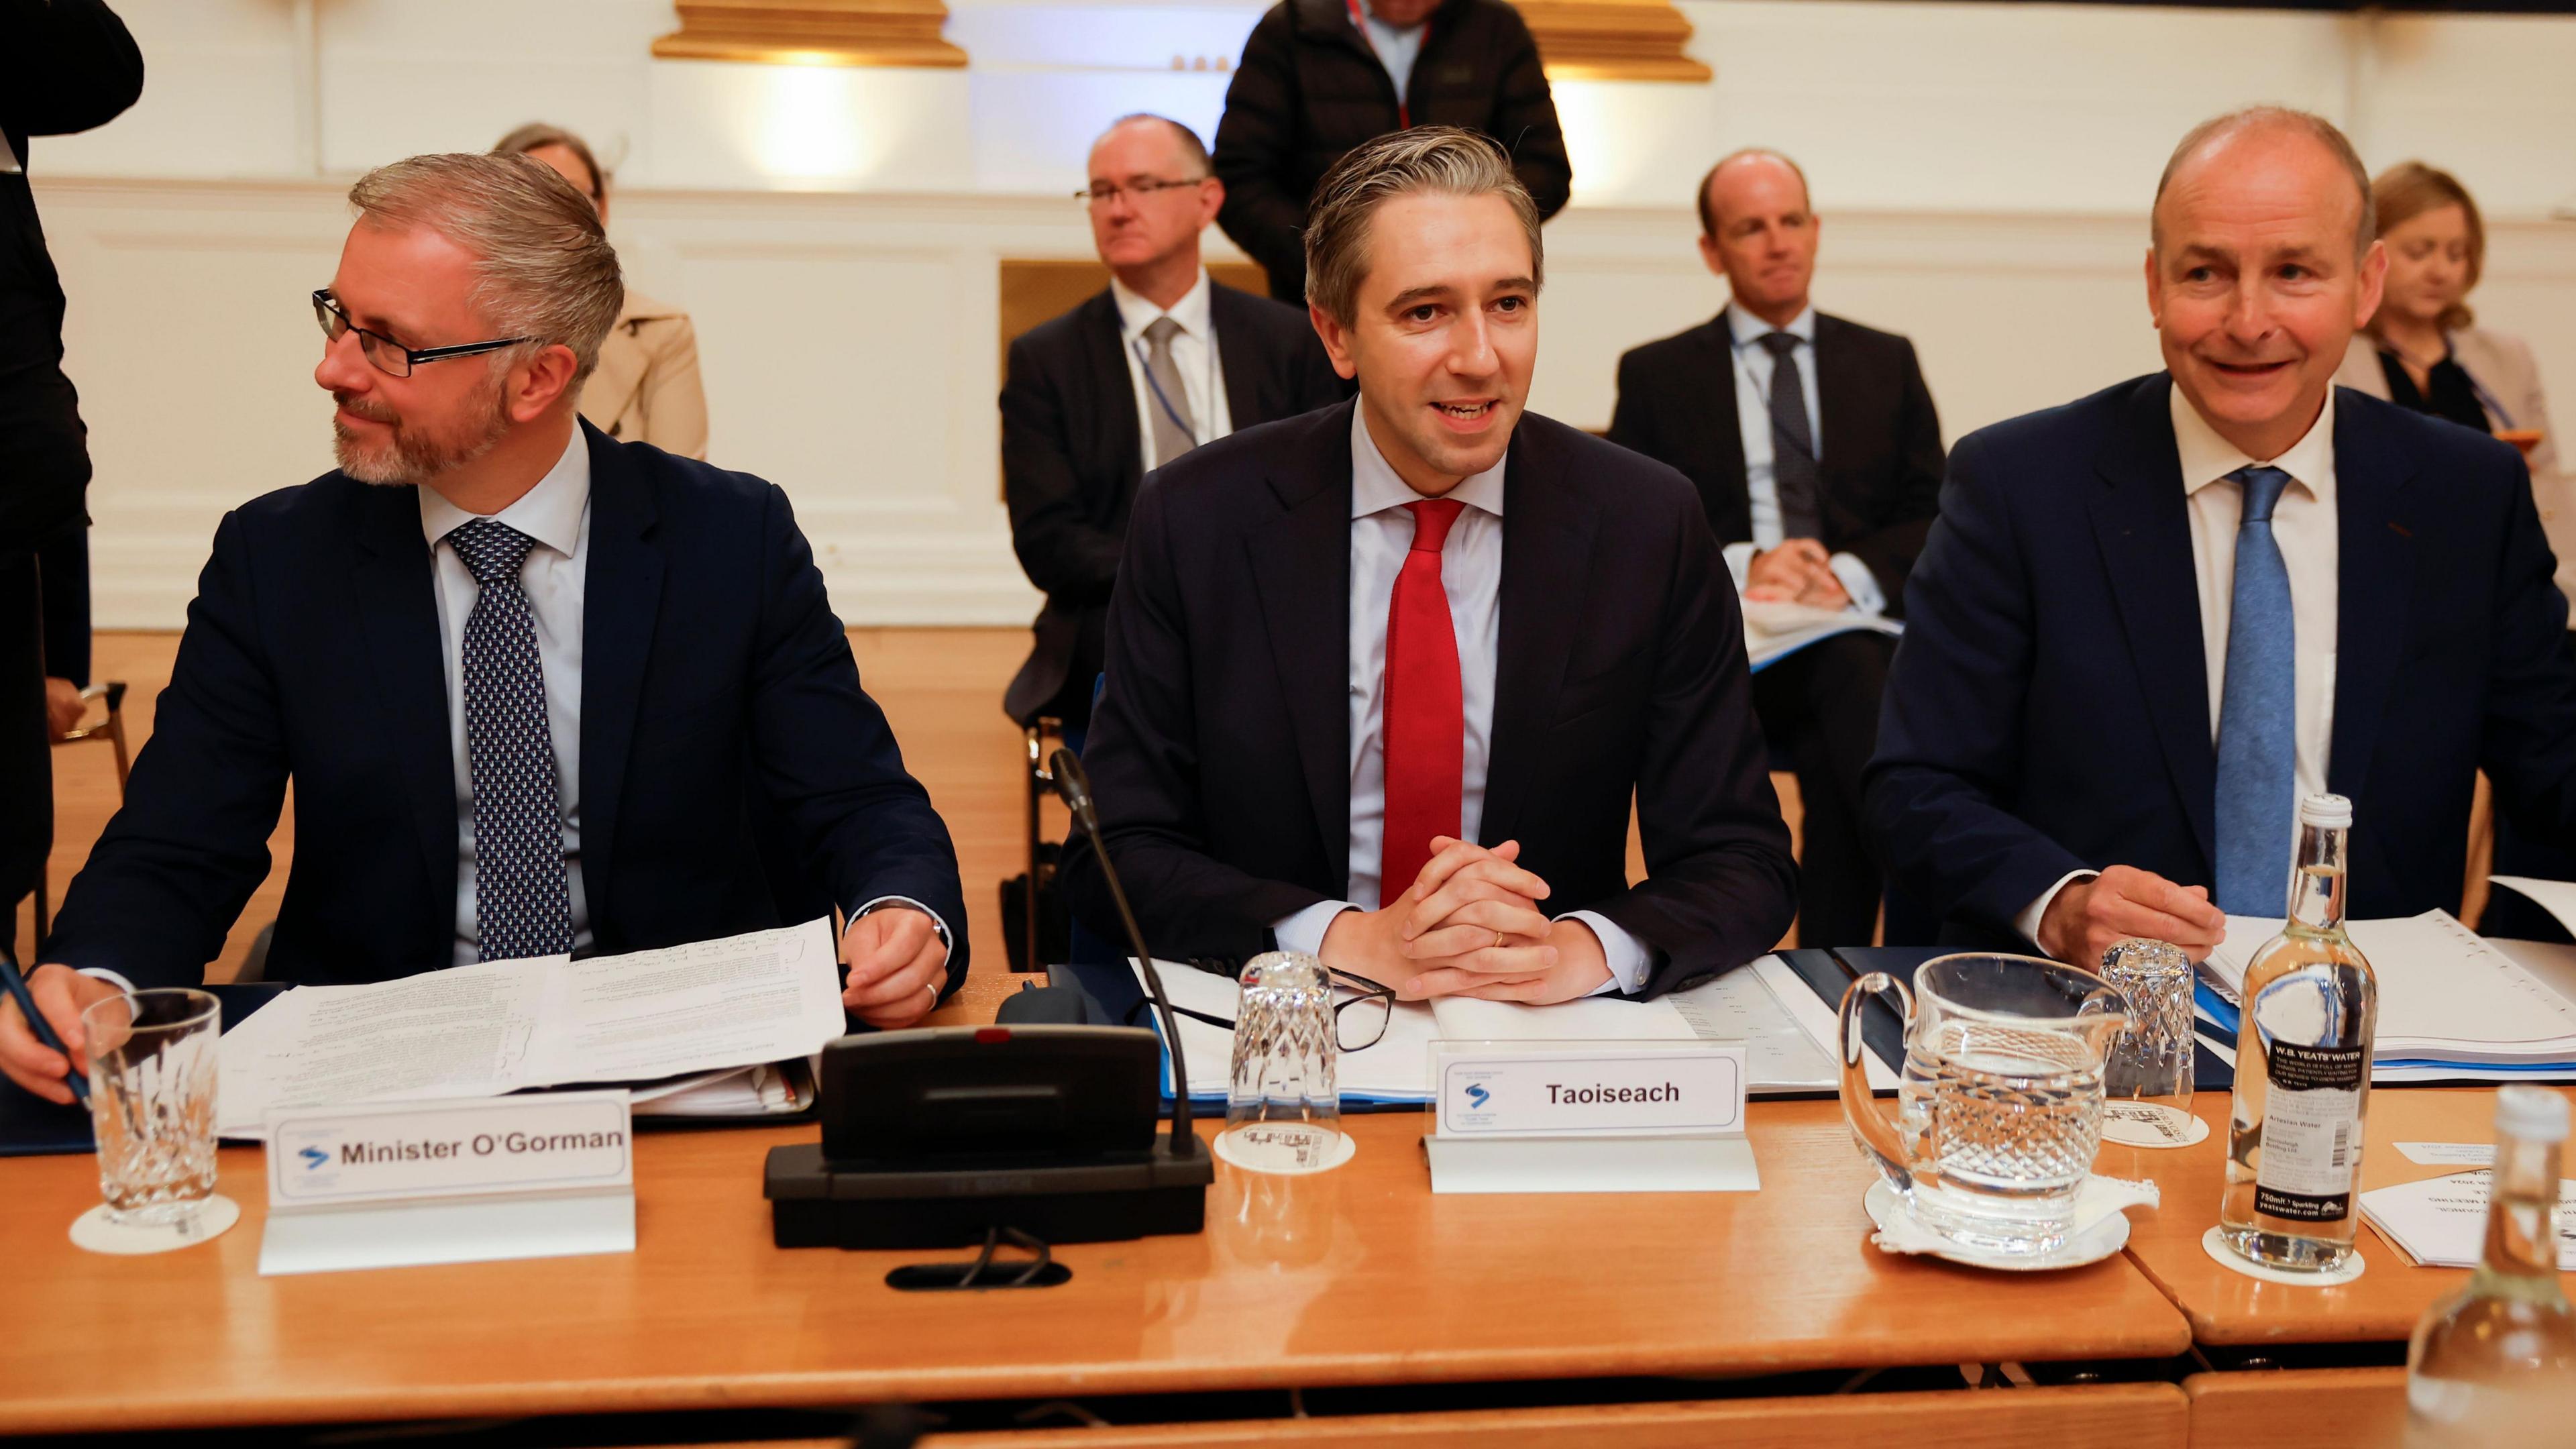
[2218,792,2377,1272]
[2405,1086,2576,1447]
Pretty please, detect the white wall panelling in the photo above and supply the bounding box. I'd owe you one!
[25,0,2576,627]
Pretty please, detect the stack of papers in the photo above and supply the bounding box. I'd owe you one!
[2359,1170,2576,1269]
[217,920,846,1138]
[1743,599,1901,672]
[2198,910,2576,1081]
[1135,955,1845,1104]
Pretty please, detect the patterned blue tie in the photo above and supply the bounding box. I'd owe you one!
[2213,466,2296,916]
[447,519,573,962]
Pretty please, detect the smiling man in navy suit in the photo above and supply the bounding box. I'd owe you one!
[1,152,967,1102]
[1868,107,2576,964]
[1065,128,1794,1004]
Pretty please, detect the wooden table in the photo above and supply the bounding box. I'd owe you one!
[0,1102,2191,1436]
[2101,1087,2567,1347]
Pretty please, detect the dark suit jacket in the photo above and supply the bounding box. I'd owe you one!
[2,0,142,681]
[1866,374,2576,943]
[1001,280,1344,724]
[1607,309,1944,614]
[1060,402,1797,997]
[1212,0,1570,304]
[46,424,971,992]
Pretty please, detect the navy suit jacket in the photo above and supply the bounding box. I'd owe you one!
[47,423,969,991]
[1866,374,2576,943]
[1059,402,1797,996]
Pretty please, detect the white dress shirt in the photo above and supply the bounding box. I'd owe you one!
[1270,406,1654,996]
[1354,1,1428,98]
[1717,306,1887,616]
[2015,385,2341,948]
[1112,269,1233,472]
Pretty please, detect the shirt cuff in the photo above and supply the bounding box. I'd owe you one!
[1273,900,1360,960]
[1721,541,1758,594]
[1564,910,1652,996]
[76,967,138,995]
[1827,551,1886,616]
[2014,871,2099,958]
[851,896,953,964]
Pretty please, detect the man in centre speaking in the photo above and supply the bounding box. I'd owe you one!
[1064,127,1796,1004]
[2,153,967,1102]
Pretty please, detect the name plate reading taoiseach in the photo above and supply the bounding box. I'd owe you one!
[1424,1042,1759,1195]
[259,1091,636,1276]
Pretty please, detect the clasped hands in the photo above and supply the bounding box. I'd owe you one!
[1319,837,1611,1004]
[1744,537,1849,610]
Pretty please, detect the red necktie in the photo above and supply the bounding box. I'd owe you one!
[1378,498,1466,907]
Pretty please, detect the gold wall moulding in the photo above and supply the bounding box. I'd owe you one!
[1517,0,1711,83]
[651,0,968,69]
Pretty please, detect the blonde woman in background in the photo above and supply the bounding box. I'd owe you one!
[2337,162,2575,938]
[494,123,708,458]
[2337,162,2559,491]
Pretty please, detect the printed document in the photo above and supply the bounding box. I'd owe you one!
[219,920,845,1136]
[1134,955,1837,1102]
[2359,1170,2576,1270]
[2203,910,2576,1067]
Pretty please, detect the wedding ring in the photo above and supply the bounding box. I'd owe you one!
[1493,928,1505,951]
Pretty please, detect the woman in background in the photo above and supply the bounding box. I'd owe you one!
[2339,162,2575,939]
[2338,161,2557,476]
[494,123,708,459]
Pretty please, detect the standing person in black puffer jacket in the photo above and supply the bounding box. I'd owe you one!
[1212,0,1570,304]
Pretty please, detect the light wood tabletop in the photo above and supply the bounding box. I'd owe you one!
[0,1098,2192,1436]
[2102,1085,2567,1347]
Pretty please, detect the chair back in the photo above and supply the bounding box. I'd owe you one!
[0,553,54,943]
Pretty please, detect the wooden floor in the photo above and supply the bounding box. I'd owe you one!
[23,629,1801,1009]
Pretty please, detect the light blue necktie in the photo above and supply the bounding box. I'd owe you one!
[2213,466,2296,916]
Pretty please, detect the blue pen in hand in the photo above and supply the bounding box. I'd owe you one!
[0,947,90,1106]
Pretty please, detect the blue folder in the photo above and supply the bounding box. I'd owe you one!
[1776,947,2236,1092]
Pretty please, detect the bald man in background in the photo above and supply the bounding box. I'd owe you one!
[1609,150,1943,948]
[1868,107,2576,963]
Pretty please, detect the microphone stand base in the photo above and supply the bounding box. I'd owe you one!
[765,1136,1212,1250]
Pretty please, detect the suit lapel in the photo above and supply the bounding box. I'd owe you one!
[2089,376,2218,872]
[2326,394,2419,804]
[1084,291,1144,496]
[1247,406,1358,883]
[1482,424,1599,848]
[348,482,461,922]
[1695,313,1750,500]
[1811,313,1864,527]
[576,424,665,930]
[1210,284,1271,429]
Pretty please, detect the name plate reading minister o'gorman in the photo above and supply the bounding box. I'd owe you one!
[260,1091,635,1275]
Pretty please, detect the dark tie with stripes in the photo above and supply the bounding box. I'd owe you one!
[1759,330,1823,540]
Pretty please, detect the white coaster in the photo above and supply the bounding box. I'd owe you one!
[1213,1124,1357,1175]
[2200,1224,2367,1285]
[2101,1105,2210,1149]
[70,1194,240,1256]
[1864,1179,2135,1271]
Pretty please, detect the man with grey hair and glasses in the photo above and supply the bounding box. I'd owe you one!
[1,152,969,1103]
[1002,113,1340,735]
[1868,106,2576,965]
[1065,127,1794,1004]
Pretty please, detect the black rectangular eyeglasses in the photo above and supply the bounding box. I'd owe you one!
[1127,967,1397,1052]
[313,289,530,379]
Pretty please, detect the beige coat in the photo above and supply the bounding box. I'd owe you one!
[2338,326,2575,611]
[579,288,707,460]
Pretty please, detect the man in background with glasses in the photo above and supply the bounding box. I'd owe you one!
[1002,113,1342,737]
[1,152,969,1104]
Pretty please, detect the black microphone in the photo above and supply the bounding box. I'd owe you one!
[1050,748,1197,1156]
